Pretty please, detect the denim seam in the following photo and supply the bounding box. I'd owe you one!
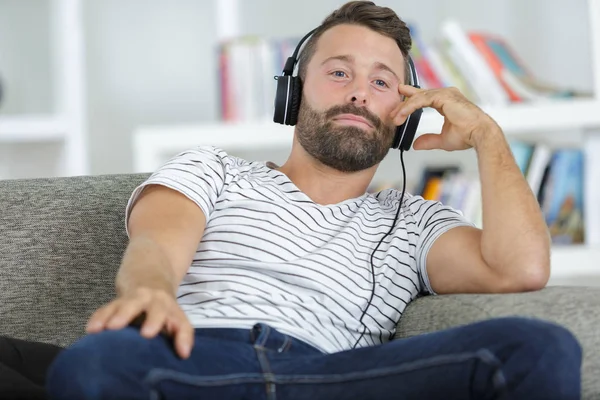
[253,324,277,399]
[143,369,267,390]
[475,348,508,398]
[255,346,277,400]
[141,348,506,394]
[269,348,507,396]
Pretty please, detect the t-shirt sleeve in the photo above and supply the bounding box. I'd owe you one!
[405,194,476,295]
[124,146,229,237]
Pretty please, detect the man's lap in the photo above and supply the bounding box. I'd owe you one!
[46,317,582,400]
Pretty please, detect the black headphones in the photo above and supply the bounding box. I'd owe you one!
[273,27,423,151]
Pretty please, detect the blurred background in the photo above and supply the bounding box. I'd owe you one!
[1,0,599,280]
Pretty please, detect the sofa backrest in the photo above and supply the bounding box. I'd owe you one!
[0,173,149,346]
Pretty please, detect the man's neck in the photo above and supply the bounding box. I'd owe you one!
[274,140,377,205]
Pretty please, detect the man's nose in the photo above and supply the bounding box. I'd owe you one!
[345,80,369,106]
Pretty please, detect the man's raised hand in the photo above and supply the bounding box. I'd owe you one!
[391,85,501,151]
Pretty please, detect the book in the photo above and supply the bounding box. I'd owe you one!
[541,148,585,244]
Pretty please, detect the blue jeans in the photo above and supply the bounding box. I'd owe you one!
[46,317,581,400]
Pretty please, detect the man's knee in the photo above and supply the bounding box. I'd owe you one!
[486,317,582,397]
[495,317,581,363]
[46,326,157,399]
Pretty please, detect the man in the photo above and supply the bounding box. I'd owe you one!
[45,1,581,399]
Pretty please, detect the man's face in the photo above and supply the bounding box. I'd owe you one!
[296,24,405,173]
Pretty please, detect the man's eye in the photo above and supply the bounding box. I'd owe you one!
[375,79,388,87]
[332,71,347,78]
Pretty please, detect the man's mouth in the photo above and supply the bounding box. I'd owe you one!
[332,114,374,129]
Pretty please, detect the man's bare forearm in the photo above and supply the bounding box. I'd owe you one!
[115,236,179,297]
[473,122,551,288]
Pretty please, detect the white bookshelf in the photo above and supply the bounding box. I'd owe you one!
[0,0,87,177]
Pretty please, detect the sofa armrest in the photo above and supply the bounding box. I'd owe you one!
[395,286,600,398]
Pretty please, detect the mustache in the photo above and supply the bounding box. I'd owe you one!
[324,104,383,130]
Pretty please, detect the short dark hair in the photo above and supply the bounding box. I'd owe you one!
[297,1,412,84]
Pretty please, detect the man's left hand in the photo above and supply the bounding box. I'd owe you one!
[391,85,500,151]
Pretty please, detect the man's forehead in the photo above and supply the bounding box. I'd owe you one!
[312,25,405,77]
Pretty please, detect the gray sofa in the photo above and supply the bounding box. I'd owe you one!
[1,173,599,398]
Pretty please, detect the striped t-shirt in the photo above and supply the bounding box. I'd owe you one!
[125,146,473,353]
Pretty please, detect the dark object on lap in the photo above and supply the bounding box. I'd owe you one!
[0,336,63,400]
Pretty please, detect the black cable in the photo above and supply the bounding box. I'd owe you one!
[353,149,407,349]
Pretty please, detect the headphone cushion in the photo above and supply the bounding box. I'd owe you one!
[288,77,302,125]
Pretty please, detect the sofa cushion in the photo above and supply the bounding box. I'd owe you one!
[0,174,148,347]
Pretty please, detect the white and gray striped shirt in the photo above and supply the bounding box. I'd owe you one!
[125,146,473,353]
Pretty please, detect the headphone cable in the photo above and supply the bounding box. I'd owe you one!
[353,149,407,349]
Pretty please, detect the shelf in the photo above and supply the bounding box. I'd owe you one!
[132,119,294,172]
[0,115,68,142]
[132,98,600,172]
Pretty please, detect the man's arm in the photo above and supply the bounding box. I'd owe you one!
[475,122,550,289]
[116,184,207,297]
[394,86,550,294]
[424,124,550,294]
[87,184,207,358]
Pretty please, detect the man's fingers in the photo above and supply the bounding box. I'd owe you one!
[392,87,439,126]
[172,316,194,359]
[395,91,437,124]
[105,297,147,330]
[397,83,422,97]
[140,303,168,338]
[86,302,119,333]
[413,133,443,151]
[86,290,194,361]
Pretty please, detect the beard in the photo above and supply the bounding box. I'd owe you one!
[295,97,395,173]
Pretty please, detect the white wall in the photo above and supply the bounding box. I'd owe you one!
[238,0,510,43]
[83,0,218,175]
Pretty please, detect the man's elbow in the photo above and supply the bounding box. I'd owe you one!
[514,231,552,291]
[508,253,551,292]
[521,262,550,291]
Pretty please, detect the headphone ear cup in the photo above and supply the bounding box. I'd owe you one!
[392,108,423,151]
[287,77,302,126]
[273,75,290,124]
[273,76,302,126]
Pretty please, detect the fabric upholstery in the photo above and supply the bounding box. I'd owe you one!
[0,174,148,347]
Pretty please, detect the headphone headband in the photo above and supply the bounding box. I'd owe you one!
[406,56,419,88]
[282,28,319,76]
